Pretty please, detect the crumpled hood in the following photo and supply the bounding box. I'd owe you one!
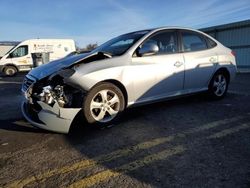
[28,52,93,80]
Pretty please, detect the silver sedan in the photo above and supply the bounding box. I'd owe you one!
[21,27,237,133]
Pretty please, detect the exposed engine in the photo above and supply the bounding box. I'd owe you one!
[38,85,70,107]
[28,76,83,109]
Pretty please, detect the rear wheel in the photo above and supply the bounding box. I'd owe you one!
[208,71,229,99]
[83,82,125,127]
[4,66,17,76]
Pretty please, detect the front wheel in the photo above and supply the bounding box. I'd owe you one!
[208,71,229,99]
[4,66,17,76]
[83,82,125,127]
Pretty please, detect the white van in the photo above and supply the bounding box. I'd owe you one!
[0,39,76,76]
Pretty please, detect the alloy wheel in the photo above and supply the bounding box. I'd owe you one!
[213,74,227,97]
[90,89,120,123]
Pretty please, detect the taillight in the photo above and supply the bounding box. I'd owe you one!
[231,50,236,57]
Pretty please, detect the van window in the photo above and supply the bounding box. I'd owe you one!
[181,31,207,52]
[10,45,28,58]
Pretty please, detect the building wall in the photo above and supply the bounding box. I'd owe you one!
[201,20,250,69]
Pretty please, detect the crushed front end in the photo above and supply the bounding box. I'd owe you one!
[21,72,84,133]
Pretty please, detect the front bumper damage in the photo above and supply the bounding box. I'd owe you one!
[21,100,81,133]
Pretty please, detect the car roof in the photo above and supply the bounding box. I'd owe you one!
[147,26,214,40]
[151,26,200,32]
[127,27,204,36]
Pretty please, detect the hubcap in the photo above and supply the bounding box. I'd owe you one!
[90,89,120,123]
[213,74,227,96]
[6,68,15,76]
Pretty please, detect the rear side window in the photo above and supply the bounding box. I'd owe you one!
[181,31,207,52]
[205,37,217,48]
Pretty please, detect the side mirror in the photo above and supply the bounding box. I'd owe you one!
[138,43,159,56]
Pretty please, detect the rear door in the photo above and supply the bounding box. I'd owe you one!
[179,30,218,91]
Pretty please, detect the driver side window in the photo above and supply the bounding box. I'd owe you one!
[9,45,28,58]
[142,31,178,55]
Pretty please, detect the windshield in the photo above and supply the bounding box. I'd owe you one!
[4,45,18,56]
[92,30,151,56]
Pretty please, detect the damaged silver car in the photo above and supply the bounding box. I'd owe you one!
[21,27,237,133]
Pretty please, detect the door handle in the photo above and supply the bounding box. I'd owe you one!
[174,61,183,67]
[209,57,216,63]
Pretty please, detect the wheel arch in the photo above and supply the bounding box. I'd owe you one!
[209,67,231,87]
[93,79,128,107]
[215,67,230,83]
[2,64,19,72]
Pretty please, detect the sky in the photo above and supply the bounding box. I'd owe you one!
[0,0,250,47]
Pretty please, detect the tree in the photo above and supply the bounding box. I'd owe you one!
[78,43,98,53]
[85,43,98,51]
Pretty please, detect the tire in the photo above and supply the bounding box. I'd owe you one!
[83,82,125,127]
[208,70,229,99]
[4,66,17,76]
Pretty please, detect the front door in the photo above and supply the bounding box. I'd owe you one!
[130,30,185,103]
[9,45,32,70]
